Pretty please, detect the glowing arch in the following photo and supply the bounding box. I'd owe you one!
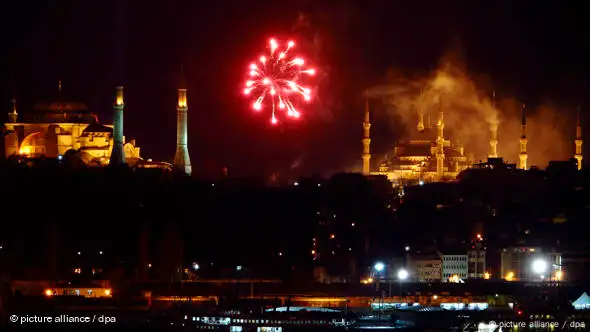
[20,131,45,155]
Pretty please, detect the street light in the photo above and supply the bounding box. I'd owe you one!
[373,262,386,294]
[532,259,548,281]
[532,259,547,274]
[374,262,385,272]
[398,269,409,280]
[397,269,408,298]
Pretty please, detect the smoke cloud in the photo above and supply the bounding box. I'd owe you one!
[363,58,573,169]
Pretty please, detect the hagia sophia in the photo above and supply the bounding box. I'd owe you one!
[361,96,584,185]
[3,78,192,175]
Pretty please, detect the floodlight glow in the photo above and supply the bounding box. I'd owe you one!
[374,262,385,272]
[398,269,409,280]
[532,259,547,274]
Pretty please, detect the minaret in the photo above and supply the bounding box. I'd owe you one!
[489,90,498,158]
[8,96,17,123]
[109,86,126,165]
[519,104,528,170]
[417,88,425,131]
[436,96,445,178]
[173,67,192,175]
[361,99,371,175]
[575,107,583,170]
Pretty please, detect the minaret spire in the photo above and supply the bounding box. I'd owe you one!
[489,90,498,158]
[109,86,127,165]
[519,103,528,170]
[362,99,371,175]
[174,64,192,176]
[417,88,425,131]
[436,95,445,179]
[575,106,583,170]
[8,95,18,123]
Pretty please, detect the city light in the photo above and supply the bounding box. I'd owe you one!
[484,272,491,280]
[398,269,409,280]
[506,271,515,281]
[374,262,385,272]
[532,259,547,274]
[193,263,200,270]
[556,270,563,281]
[361,277,374,284]
[44,289,53,297]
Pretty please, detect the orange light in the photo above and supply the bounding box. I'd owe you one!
[178,90,187,108]
[115,86,124,106]
[505,271,515,281]
[292,297,347,302]
[19,146,32,155]
[484,272,491,280]
[104,289,111,296]
[556,270,563,281]
[45,289,53,297]
[361,277,374,284]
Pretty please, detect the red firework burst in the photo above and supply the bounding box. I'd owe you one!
[243,38,316,125]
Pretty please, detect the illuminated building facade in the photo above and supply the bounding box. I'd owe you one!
[500,247,562,282]
[468,244,487,279]
[407,253,442,282]
[439,251,468,282]
[4,82,140,166]
[364,98,472,184]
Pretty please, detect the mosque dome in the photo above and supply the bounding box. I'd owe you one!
[32,100,89,112]
[25,81,97,123]
[26,81,93,122]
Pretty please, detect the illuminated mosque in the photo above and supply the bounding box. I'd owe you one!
[361,98,472,184]
[3,79,192,175]
[361,97,584,184]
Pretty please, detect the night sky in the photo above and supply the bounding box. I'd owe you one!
[1,1,589,177]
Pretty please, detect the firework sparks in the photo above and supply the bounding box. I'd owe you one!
[243,38,316,125]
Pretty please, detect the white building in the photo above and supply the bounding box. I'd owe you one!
[439,251,468,282]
